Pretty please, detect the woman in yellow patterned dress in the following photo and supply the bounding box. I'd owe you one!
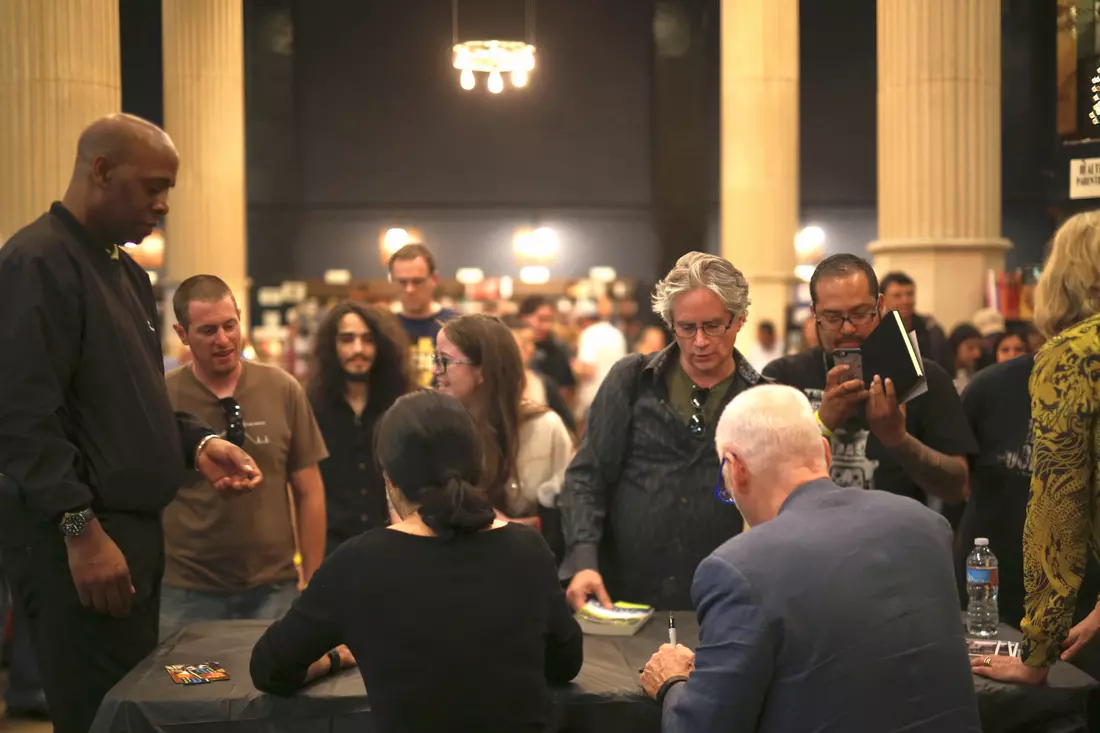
[975,211,1100,684]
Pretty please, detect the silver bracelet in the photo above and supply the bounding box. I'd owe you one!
[194,434,220,465]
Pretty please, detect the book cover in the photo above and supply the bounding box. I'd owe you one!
[860,311,925,400]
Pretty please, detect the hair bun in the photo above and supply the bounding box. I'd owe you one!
[417,475,495,539]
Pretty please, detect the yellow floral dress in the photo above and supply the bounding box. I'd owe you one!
[1023,312,1100,666]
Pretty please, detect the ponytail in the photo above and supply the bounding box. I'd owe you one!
[417,475,495,539]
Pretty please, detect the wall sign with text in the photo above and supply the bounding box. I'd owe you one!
[1070,158,1100,199]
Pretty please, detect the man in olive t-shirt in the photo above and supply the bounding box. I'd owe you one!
[161,276,328,638]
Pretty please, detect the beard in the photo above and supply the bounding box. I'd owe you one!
[343,368,371,383]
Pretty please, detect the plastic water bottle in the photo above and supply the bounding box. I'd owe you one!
[966,538,999,638]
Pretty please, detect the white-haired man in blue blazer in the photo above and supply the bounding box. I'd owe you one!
[642,384,980,733]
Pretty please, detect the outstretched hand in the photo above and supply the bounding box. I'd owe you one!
[196,438,262,494]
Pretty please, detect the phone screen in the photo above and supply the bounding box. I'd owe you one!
[832,349,863,383]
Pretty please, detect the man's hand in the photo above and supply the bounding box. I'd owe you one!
[642,643,696,698]
[196,438,262,494]
[970,655,1049,685]
[866,376,907,448]
[65,518,134,617]
[566,569,613,611]
[1062,602,1100,662]
[818,364,868,431]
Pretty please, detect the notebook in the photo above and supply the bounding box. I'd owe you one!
[860,310,927,402]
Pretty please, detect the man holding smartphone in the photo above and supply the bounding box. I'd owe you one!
[763,255,975,506]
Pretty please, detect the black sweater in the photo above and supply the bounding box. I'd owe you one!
[251,523,583,733]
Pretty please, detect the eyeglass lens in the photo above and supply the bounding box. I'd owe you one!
[219,397,245,447]
[714,455,735,504]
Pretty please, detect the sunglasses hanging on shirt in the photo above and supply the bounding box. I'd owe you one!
[218,397,245,447]
[689,386,710,439]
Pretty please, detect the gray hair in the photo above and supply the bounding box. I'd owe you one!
[651,252,750,327]
[716,385,826,477]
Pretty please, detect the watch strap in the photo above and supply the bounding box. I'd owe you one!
[656,675,688,706]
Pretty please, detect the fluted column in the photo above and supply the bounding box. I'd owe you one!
[0,0,121,241]
[720,0,798,338]
[870,0,1010,331]
[162,0,248,321]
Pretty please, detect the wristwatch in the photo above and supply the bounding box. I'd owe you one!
[59,507,96,538]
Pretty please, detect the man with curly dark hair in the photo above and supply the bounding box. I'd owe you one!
[308,301,415,555]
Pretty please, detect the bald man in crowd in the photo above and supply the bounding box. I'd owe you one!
[0,114,261,733]
[641,385,979,733]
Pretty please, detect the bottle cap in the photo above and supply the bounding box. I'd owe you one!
[975,538,989,547]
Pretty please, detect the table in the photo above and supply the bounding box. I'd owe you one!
[93,614,1096,733]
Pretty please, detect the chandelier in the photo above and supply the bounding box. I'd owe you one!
[452,0,537,93]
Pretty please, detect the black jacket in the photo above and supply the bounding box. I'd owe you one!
[0,204,211,533]
[559,344,764,609]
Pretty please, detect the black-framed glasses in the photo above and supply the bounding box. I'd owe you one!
[673,313,736,340]
[689,386,710,439]
[431,352,476,375]
[218,397,245,447]
[815,309,877,331]
[714,455,736,504]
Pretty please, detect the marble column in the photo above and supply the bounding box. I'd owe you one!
[870,0,1010,332]
[720,0,799,339]
[161,0,248,323]
[0,0,121,240]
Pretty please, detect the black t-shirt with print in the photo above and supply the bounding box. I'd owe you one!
[954,355,1033,626]
[763,348,977,504]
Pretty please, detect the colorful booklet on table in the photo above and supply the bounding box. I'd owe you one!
[575,600,654,636]
[165,661,231,684]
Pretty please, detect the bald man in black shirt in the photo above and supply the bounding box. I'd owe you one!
[0,114,262,733]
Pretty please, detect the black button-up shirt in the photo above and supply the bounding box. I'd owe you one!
[310,396,389,554]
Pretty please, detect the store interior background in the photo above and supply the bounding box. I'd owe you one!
[117,0,1070,327]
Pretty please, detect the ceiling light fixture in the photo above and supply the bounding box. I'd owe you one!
[452,0,537,93]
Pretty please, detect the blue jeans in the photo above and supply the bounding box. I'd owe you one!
[159,581,298,640]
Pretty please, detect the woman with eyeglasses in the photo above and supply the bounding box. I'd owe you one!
[433,314,576,539]
[250,390,583,732]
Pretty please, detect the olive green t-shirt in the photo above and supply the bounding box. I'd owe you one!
[163,360,328,591]
[666,358,736,428]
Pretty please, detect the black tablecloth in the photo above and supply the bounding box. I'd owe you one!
[92,614,1096,733]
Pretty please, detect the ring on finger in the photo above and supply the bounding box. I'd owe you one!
[983,656,993,667]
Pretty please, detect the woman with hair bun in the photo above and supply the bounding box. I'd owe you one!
[249,390,583,732]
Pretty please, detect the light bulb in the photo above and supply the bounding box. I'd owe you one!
[511,69,528,87]
[488,71,504,94]
[460,69,475,90]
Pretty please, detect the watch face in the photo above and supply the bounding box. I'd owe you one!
[62,511,87,536]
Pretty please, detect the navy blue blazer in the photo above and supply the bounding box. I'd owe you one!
[663,478,981,733]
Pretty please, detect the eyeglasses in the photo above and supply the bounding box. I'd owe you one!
[689,386,710,439]
[673,314,735,340]
[815,310,877,331]
[714,455,736,504]
[431,352,476,374]
[218,397,245,447]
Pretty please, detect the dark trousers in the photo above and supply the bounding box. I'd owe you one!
[1,511,164,733]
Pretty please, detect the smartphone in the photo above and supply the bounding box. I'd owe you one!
[832,348,863,383]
